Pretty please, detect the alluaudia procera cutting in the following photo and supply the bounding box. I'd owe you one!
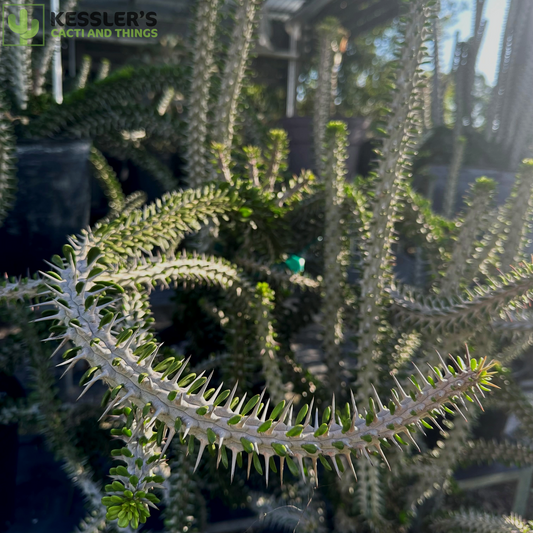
[39,240,497,496]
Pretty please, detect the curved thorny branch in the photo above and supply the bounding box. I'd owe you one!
[39,237,496,494]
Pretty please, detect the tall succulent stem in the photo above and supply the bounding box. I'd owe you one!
[35,234,495,499]
[356,0,435,400]
[0,90,16,227]
[313,18,341,177]
[440,177,495,295]
[500,160,533,271]
[356,461,389,531]
[186,0,220,188]
[322,122,348,389]
[443,136,466,218]
[33,0,79,96]
[431,9,443,127]
[163,441,206,532]
[1,1,33,109]
[213,0,260,159]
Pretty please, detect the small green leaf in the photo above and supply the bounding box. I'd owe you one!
[228,415,242,425]
[87,247,102,266]
[79,366,100,386]
[314,423,328,437]
[285,456,299,477]
[271,443,287,456]
[394,434,408,446]
[98,311,114,329]
[258,420,272,433]
[286,425,304,437]
[62,245,76,263]
[221,445,229,469]
[214,390,230,406]
[240,438,254,453]
[252,452,263,475]
[318,454,332,471]
[207,428,217,445]
[51,255,64,268]
[295,404,309,425]
[241,394,260,416]
[88,267,104,279]
[187,377,207,394]
[178,373,196,387]
[270,400,285,420]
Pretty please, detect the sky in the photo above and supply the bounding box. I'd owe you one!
[440,0,507,86]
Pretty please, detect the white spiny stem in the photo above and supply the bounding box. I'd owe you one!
[390,262,533,336]
[213,0,260,158]
[186,0,221,187]
[44,242,496,485]
[0,276,43,301]
[500,160,533,271]
[355,0,436,401]
[33,0,79,95]
[322,122,348,389]
[440,178,496,295]
[313,18,342,177]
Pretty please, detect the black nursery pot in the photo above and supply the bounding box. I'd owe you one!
[0,139,91,277]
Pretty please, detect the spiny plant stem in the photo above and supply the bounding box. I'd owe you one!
[442,136,466,219]
[213,0,260,158]
[90,147,126,217]
[254,283,285,403]
[76,55,92,90]
[461,438,533,468]
[433,509,533,533]
[390,262,533,337]
[500,159,533,271]
[38,242,496,496]
[264,129,288,192]
[186,0,221,187]
[408,415,472,508]
[103,404,165,528]
[440,177,496,295]
[356,0,436,400]
[356,461,389,531]
[163,440,206,532]
[33,0,79,95]
[0,90,16,227]
[313,18,343,177]
[323,121,348,389]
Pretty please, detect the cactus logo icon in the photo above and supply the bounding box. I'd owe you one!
[2,4,44,46]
